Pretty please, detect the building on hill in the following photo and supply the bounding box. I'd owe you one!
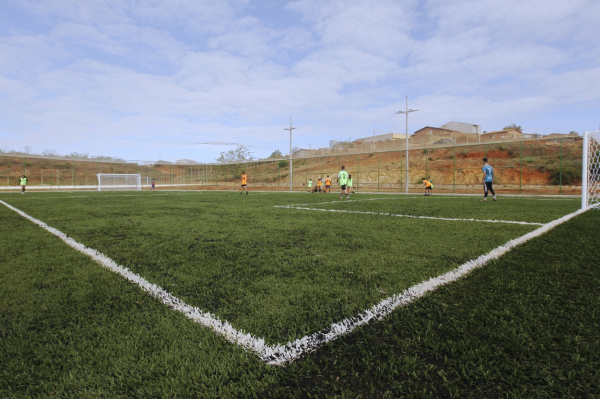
[176,159,198,164]
[481,128,522,141]
[354,133,404,144]
[411,126,477,145]
[440,121,482,135]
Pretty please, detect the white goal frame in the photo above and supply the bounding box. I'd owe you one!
[582,131,600,209]
[97,173,142,191]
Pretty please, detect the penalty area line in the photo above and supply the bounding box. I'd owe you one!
[276,206,544,226]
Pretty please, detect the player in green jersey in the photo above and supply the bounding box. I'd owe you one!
[19,175,28,194]
[337,166,349,199]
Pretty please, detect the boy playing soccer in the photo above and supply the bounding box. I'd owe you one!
[325,175,331,193]
[422,177,432,197]
[307,178,313,192]
[337,166,349,199]
[19,174,28,194]
[347,174,354,194]
[151,179,155,191]
[481,158,496,201]
[240,171,248,195]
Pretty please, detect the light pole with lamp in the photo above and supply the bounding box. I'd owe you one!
[284,118,296,191]
[396,96,418,194]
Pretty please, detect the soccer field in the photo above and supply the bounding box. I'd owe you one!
[2,190,599,397]
[0,192,582,354]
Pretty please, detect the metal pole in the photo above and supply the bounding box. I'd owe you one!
[396,96,418,194]
[582,131,588,209]
[284,118,296,191]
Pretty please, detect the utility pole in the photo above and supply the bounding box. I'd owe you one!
[396,96,418,194]
[284,118,297,191]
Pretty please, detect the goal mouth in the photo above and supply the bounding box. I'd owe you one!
[582,131,600,210]
[96,173,142,191]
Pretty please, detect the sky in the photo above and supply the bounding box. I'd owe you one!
[1,0,599,163]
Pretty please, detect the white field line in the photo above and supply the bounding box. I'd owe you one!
[276,206,544,226]
[0,199,587,366]
[5,194,171,199]
[280,197,390,207]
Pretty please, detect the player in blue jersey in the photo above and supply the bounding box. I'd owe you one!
[481,157,496,201]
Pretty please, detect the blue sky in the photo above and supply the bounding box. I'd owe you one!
[1,0,599,162]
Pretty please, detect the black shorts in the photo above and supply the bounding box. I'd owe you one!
[341,184,347,190]
[425,186,432,191]
[241,184,247,187]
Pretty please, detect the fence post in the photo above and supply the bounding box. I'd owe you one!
[357,154,360,193]
[559,138,563,195]
[377,152,380,192]
[453,146,456,193]
[425,148,428,178]
[519,141,523,195]
[278,163,280,191]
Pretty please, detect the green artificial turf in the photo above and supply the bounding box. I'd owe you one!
[1,191,597,397]
[0,192,552,343]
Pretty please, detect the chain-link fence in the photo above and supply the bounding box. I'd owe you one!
[0,137,583,195]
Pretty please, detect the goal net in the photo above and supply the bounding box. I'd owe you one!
[97,174,142,191]
[582,131,600,209]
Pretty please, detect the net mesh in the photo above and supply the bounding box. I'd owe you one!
[97,174,141,191]
[587,132,600,209]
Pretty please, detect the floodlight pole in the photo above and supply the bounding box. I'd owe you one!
[396,96,418,194]
[284,118,297,191]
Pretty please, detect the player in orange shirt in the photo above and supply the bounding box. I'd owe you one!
[240,171,248,195]
[422,177,432,197]
[325,175,332,193]
[317,178,323,193]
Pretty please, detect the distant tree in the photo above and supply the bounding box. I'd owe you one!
[42,149,59,157]
[24,146,32,154]
[569,131,579,136]
[216,145,254,178]
[503,124,523,133]
[269,149,283,159]
[292,146,301,154]
[337,137,354,146]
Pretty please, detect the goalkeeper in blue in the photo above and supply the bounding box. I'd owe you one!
[482,157,497,201]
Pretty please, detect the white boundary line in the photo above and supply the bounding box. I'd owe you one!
[276,206,544,226]
[0,199,588,366]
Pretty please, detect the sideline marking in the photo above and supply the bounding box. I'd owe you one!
[275,206,544,226]
[0,199,587,365]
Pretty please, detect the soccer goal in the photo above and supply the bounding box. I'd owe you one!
[582,131,600,209]
[97,174,142,191]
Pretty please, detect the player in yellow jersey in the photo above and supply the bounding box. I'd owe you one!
[325,175,332,193]
[422,177,432,197]
[317,178,323,193]
[19,174,28,194]
[240,171,248,195]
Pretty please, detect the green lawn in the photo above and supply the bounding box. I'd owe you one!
[1,191,597,397]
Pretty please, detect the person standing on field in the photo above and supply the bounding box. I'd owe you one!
[347,174,354,194]
[19,174,28,194]
[240,171,248,195]
[422,177,432,197]
[481,158,496,201]
[337,166,349,199]
[325,175,332,193]
[151,179,155,191]
[307,178,313,192]
[317,178,323,193]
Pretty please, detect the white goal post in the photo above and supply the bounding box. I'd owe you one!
[97,174,142,191]
[582,131,600,209]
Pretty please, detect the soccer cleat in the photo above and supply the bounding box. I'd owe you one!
[481,199,486,201]
[493,197,497,201]
[246,192,248,195]
[339,196,342,199]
